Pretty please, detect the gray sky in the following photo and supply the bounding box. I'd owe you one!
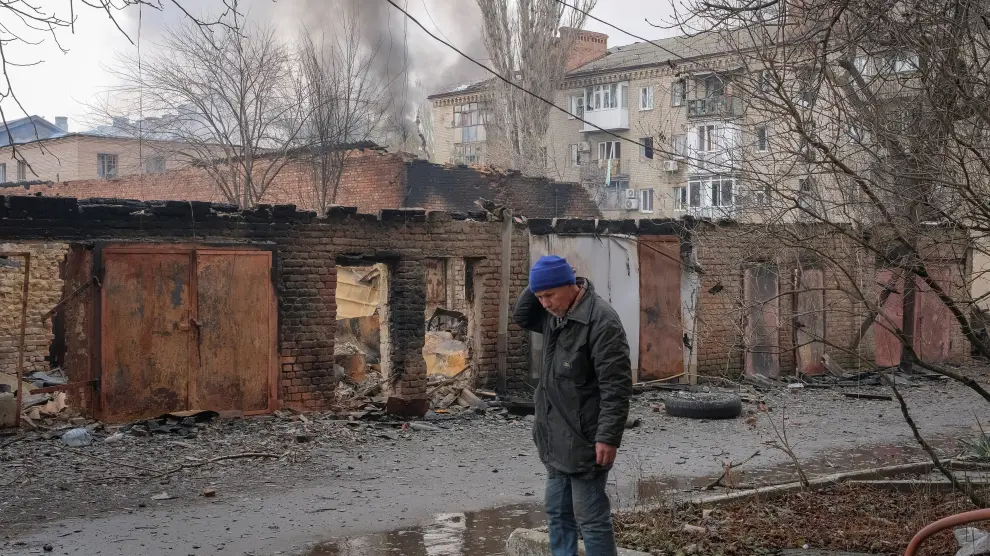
[0,0,678,129]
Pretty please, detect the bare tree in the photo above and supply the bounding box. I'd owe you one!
[296,8,391,213]
[477,0,597,174]
[0,1,237,163]
[654,0,990,505]
[105,11,304,208]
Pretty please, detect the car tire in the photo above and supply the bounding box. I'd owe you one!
[663,392,743,420]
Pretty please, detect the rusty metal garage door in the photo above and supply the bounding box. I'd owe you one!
[794,267,826,376]
[638,236,683,381]
[99,245,276,422]
[873,266,954,367]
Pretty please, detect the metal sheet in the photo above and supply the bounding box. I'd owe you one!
[638,237,683,380]
[528,234,640,381]
[915,265,953,364]
[194,250,276,414]
[744,264,780,377]
[795,268,826,375]
[873,269,905,367]
[100,250,191,422]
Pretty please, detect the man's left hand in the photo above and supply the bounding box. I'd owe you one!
[595,442,617,466]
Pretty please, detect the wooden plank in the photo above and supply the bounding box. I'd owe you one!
[637,236,683,381]
[424,258,447,318]
[100,251,192,422]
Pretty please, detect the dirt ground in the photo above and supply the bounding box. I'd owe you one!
[2,368,990,556]
[616,483,988,555]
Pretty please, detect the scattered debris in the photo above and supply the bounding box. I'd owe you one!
[151,492,173,501]
[457,388,487,411]
[409,422,439,432]
[664,392,743,420]
[61,428,93,447]
[682,524,707,535]
[385,396,429,418]
[202,488,217,498]
[625,417,641,429]
[844,392,893,401]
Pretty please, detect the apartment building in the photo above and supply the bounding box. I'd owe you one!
[0,116,191,184]
[429,29,609,167]
[547,32,768,220]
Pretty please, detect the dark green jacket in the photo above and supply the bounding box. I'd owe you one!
[512,279,632,475]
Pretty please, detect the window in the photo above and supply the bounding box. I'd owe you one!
[889,52,919,73]
[697,124,718,152]
[672,134,687,158]
[640,137,654,159]
[711,175,734,207]
[599,141,620,160]
[146,156,166,174]
[585,84,624,112]
[684,176,736,209]
[0,163,6,183]
[16,160,26,181]
[639,188,654,212]
[639,87,654,110]
[97,153,117,178]
[755,126,769,152]
[671,80,686,106]
[569,144,584,167]
[703,74,726,98]
[569,95,585,119]
[758,70,773,93]
[672,187,687,211]
[608,177,629,189]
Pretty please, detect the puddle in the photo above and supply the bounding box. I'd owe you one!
[302,504,544,556]
[299,440,962,555]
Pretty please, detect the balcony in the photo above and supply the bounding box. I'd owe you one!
[580,159,624,183]
[581,108,629,132]
[687,96,745,119]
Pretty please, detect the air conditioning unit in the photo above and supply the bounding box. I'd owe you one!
[663,160,679,172]
[623,198,640,210]
[624,188,638,199]
[579,141,591,152]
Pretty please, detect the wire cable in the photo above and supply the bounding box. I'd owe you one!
[383,0,650,151]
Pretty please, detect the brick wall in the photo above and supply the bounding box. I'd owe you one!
[0,197,531,414]
[528,218,970,379]
[0,242,68,375]
[562,29,609,71]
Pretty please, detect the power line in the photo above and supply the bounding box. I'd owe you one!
[383,0,650,152]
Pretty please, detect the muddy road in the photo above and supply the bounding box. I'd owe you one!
[2,377,987,556]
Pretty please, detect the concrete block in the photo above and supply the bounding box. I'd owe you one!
[505,528,650,556]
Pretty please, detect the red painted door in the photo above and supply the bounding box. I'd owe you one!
[795,268,826,375]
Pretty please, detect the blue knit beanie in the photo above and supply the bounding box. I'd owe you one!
[530,255,576,293]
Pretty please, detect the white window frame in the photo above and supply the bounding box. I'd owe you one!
[16,160,27,181]
[586,84,625,112]
[640,137,654,160]
[672,134,687,159]
[671,80,685,106]
[672,187,687,211]
[97,153,118,179]
[755,125,769,152]
[697,124,718,153]
[598,141,620,161]
[685,175,736,209]
[569,144,583,167]
[639,86,654,111]
[0,163,6,183]
[639,188,654,213]
[568,95,585,119]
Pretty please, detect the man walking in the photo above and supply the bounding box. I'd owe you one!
[513,255,632,556]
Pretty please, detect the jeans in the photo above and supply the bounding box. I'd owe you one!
[545,466,617,556]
